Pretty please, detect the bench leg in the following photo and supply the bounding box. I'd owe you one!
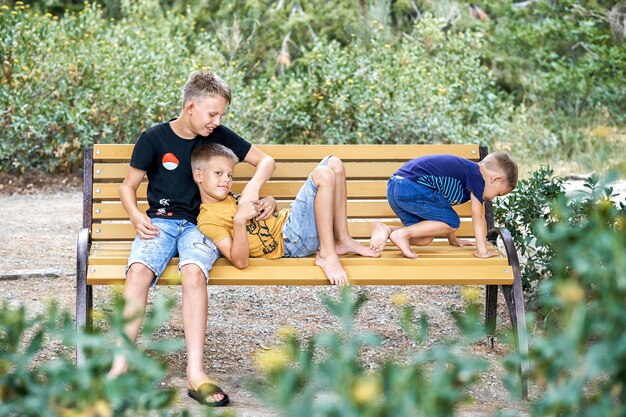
[485,284,498,335]
[76,228,92,365]
[488,227,529,400]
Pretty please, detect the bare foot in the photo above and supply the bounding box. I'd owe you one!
[369,221,391,253]
[335,237,380,258]
[315,253,349,285]
[389,229,418,259]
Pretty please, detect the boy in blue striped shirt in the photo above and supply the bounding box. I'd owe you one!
[370,152,518,259]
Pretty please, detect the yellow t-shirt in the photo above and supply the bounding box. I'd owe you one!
[197,194,290,259]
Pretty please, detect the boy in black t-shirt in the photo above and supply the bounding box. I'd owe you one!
[110,70,276,407]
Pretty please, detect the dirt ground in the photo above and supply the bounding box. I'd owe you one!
[0,173,536,416]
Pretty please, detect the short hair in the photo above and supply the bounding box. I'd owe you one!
[191,143,239,172]
[182,70,231,108]
[482,152,518,189]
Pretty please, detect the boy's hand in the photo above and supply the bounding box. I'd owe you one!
[474,249,498,258]
[234,200,259,223]
[256,197,277,221]
[131,213,160,239]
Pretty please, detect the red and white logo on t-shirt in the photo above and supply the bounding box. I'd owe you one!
[162,153,179,170]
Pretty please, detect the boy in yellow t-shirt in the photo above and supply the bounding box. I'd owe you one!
[192,144,382,285]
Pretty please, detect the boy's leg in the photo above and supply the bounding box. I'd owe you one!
[177,224,226,403]
[389,221,454,259]
[326,156,379,258]
[385,176,459,258]
[310,165,349,285]
[109,218,178,377]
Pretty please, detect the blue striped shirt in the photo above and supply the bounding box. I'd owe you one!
[394,155,484,205]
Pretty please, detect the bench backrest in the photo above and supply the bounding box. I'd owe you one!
[83,144,493,242]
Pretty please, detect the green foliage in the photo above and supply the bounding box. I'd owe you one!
[252,287,487,417]
[494,167,565,295]
[495,168,624,299]
[504,174,626,415]
[229,17,513,146]
[485,0,626,123]
[0,296,192,416]
[0,1,221,172]
[1,3,512,172]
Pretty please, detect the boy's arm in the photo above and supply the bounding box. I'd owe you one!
[120,166,159,239]
[239,145,276,203]
[470,194,497,258]
[212,200,259,269]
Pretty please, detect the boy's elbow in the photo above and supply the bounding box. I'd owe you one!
[233,258,249,269]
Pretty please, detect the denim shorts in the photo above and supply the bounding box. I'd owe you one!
[387,175,461,229]
[282,155,332,258]
[127,218,220,285]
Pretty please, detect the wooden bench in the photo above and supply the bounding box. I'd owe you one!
[76,143,528,397]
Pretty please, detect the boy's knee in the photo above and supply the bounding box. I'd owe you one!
[327,156,345,176]
[180,263,207,288]
[126,263,155,287]
[312,166,335,186]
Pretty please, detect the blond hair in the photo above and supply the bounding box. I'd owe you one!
[182,70,231,108]
[481,152,518,189]
[191,143,239,172]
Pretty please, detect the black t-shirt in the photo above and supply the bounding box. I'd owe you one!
[130,121,252,223]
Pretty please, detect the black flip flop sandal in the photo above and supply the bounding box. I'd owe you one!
[187,382,230,407]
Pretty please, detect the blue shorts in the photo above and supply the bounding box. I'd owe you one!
[282,156,332,257]
[127,218,220,285]
[387,175,461,229]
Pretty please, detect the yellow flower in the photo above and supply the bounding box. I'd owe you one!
[391,292,408,307]
[351,376,381,405]
[276,325,297,340]
[255,347,290,373]
[1,5,9,10]
[461,286,481,305]
[384,44,391,48]
[556,282,584,304]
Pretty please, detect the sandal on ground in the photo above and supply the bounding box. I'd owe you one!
[187,382,230,407]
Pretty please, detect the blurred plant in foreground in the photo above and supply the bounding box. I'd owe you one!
[252,287,488,417]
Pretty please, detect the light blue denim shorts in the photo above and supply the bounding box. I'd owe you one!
[387,175,461,229]
[127,218,220,285]
[282,155,332,258]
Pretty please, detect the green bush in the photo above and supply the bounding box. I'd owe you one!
[495,168,624,299]
[0,1,221,172]
[503,174,626,414]
[485,0,626,123]
[0,296,191,416]
[252,288,488,417]
[230,17,513,146]
[1,2,513,173]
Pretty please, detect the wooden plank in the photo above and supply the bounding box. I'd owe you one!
[94,162,418,181]
[93,143,481,162]
[88,249,510,266]
[91,220,477,240]
[93,200,473,220]
[87,263,512,286]
[92,181,390,200]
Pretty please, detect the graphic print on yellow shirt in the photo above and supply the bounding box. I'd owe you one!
[197,194,290,259]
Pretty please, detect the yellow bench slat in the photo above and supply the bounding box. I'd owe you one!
[93,144,481,162]
[87,264,512,286]
[95,161,427,180]
[92,201,472,220]
[92,181,391,200]
[91,221,477,240]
